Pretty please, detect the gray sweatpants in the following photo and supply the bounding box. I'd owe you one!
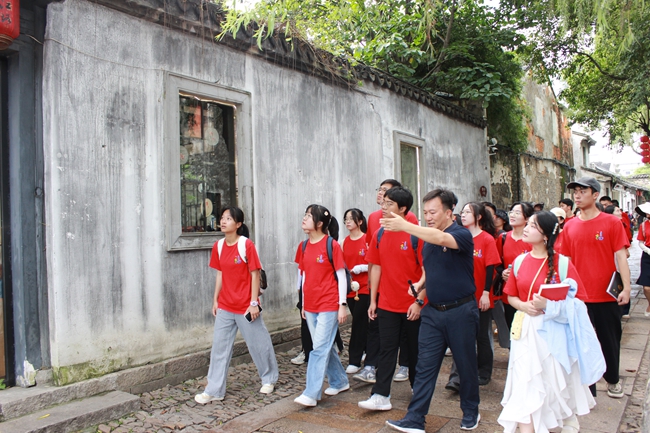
[205,309,279,398]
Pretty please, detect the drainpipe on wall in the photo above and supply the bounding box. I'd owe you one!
[516,152,522,202]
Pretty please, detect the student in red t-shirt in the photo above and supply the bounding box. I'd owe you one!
[635,202,650,316]
[446,202,501,392]
[341,208,370,374]
[558,177,631,399]
[358,187,425,411]
[559,198,575,224]
[195,207,279,405]
[355,179,418,383]
[497,202,535,331]
[498,211,599,433]
[293,204,349,407]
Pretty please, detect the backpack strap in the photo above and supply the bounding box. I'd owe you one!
[410,235,420,266]
[218,237,248,263]
[326,236,335,269]
[513,253,526,278]
[376,228,384,247]
[558,254,569,281]
[237,236,248,263]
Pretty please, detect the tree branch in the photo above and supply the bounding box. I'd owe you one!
[432,1,457,73]
[573,51,627,80]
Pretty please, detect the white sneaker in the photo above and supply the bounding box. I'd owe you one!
[194,392,224,404]
[259,383,274,394]
[324,383,350,395]
[353,366,376,383]
[291,351,306,365]
[445,347,452,356]
[561,414,580,433]
[607,380,624,398]
[393,366,408,382]
[346,365,361,374]
[358,393,392,411]
[294,394,317,406]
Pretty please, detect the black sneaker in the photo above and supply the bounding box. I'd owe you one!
[460,413,480,430]
[385,419,425,433]
[478,376,491,386]
[445,381,460,392]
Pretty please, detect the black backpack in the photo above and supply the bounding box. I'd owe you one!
[301,237,353,294]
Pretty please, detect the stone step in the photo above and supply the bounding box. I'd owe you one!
[0,391,140,433]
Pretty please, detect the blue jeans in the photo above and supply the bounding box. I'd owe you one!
[404,302,480,426]
[303,311,348,400]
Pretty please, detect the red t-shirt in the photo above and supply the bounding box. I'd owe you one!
[295,236,345,313]
[209,238,262,314]
[638,220,650,247]
[557,212,630,303]
[366,229,423,313]
[472,230,501,308]
[504,254,586,301]
[343,234,369,297]
[367,209,419,241]
[495,231,533,304]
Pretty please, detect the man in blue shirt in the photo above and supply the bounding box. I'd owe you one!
[380,188,480,432]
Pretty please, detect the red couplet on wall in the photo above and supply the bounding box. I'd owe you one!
[0,0,19,50]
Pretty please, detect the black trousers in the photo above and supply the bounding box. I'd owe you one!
[587,301,621,385]
[372,308,420,397]
[504,303,517,331]
[448,308,493,383]
[347,294,370,367]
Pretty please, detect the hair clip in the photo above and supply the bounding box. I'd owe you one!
[552,223,558,235]
[324,211,329,216]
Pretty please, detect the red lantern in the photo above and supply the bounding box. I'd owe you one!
[643,150,650,157]
[643,157,650,164]
[0,0,19,51]
[641,143,650,150]
[642,136,650,143]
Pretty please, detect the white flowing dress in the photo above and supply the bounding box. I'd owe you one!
[498,313,596,433]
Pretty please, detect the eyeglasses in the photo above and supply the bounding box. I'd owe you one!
[381,200,396,209]
[303,213,313,219]
[508,211,523,216]
[344,218,354,222]
[460,210,473,215]
[375,187,390,193]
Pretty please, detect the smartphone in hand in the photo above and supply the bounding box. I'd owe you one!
[245,305,263,323]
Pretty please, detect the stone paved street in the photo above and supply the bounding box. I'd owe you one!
[89,237,648,433]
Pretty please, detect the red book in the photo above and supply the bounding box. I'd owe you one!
[538,283,570,301]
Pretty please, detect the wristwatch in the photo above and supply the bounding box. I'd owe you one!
[340,302,347,306]
[250,301,259,307]
[414,299,424,306]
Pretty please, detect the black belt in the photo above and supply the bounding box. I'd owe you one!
[430,295,474,312]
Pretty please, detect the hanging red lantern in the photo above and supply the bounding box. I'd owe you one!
[643,150,650,157]
[643,157,650,164]
[0,0,19,51]
[641,143,650,150]
[642,136,650,143]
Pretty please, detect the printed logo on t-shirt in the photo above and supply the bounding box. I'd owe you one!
[473,249,483,258]
[359,248,366,257]
[595,231,604,241]
[550,273,558,284]
[316,254,325,263]
[234,255,243,264]
[400,242,408,251]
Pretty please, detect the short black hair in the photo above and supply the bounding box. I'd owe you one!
[599,195,612,203]
[559,198,573,209]
[384,187,413,213]
[612,199,619,207]
[380,179,401,188]
[481,201,497,213]
[423,188,458,211]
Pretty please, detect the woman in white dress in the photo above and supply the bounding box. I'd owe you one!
[498,211,605,433]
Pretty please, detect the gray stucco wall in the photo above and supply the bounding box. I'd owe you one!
[42,0,488,383]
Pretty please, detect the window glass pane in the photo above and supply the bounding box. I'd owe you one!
[179,95,236,233]
[400,143,420,217]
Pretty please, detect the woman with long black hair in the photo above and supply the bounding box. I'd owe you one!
[498,211,604,433]
[195,207,278,404]
[293,204,349,406]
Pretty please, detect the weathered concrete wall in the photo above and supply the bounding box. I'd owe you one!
[42,0,488,383]
[490,76,574,209]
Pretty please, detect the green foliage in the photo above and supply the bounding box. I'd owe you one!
[218,0,529,151]
[0,379,7,390]
[501,0,650,149]
[633,165,650,176]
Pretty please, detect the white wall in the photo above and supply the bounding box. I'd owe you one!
[42,0,488,383]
